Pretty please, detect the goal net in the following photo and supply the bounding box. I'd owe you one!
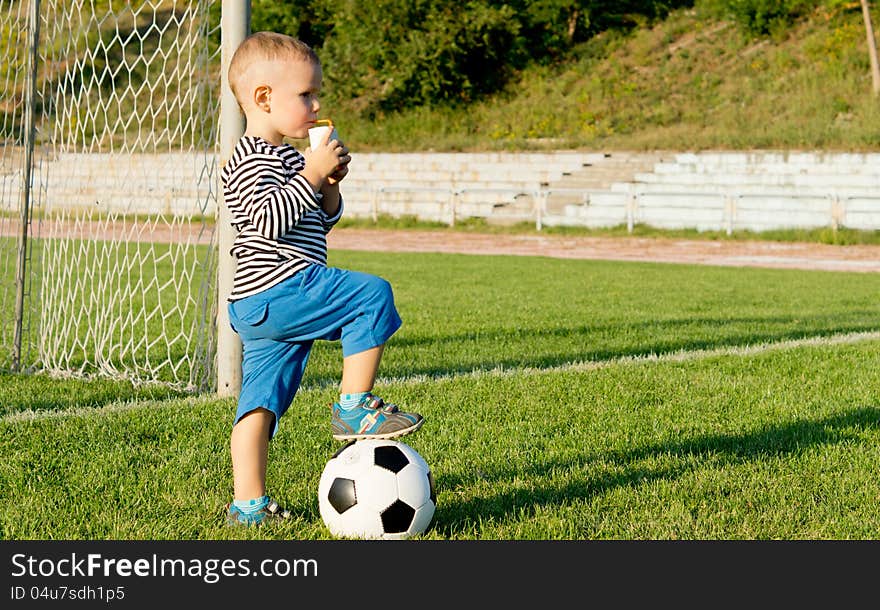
[0,0,221,391]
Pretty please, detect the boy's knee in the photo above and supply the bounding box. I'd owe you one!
[232,407,276,439]
[361,275,395,306]
[375,277,394,301]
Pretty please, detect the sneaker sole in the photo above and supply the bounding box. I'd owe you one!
[332,417,424,441]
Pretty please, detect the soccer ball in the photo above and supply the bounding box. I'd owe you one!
[318,439,436,540]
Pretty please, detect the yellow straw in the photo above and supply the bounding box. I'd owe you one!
[315,118,333,127]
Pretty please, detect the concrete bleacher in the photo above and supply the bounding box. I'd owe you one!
[341,151,606,223]
[557,151,880,232]
[0,152,217,217]
[1,151,602,223]
[2,149,879,233]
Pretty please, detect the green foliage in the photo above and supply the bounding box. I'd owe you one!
[249,0,334,47]
[335,4,880,152]
[4,1,878,151]
[697,0,820,36]
[507,0,695,54]
[245,1,696,114]
[317,0,522,115]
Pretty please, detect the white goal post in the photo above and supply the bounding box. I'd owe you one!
[216,0,247,398]
[0,0,247,393]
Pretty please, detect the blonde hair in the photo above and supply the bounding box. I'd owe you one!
[228,31,319,106]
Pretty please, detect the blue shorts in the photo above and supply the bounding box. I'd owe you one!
[227,264,403,438]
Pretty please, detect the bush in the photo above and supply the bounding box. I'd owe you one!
[698,0,820,36]
[318,0,522,115]
[245,1,697,115]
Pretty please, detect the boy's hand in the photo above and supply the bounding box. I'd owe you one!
[301,131,346,183]
[327,146,351,185]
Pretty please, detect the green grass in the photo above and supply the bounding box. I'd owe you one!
[302,250,880,387]
[7,227,876,386]
[2,249,879,539]
[0,372,186,418]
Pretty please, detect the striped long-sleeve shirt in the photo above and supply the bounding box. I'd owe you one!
[220,135,343,301]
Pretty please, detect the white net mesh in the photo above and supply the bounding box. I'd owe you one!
[0,0,221,390]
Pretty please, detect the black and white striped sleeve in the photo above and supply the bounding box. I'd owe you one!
[318,197,344,231]
[232,153,322,240]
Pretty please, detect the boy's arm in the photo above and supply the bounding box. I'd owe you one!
[319,144,350,218]
[320,181,341,218]
[316,159,346,230]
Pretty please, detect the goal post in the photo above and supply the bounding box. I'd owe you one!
[216,0,248,397]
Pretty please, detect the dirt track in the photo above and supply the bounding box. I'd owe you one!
[7,221,879,273]
[328,228,880,273]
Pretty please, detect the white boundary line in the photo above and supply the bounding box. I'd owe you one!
[366,329,880,386]
[4,330,880,424]
[1,395,206,424]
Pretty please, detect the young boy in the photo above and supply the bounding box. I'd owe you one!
[221,31,423,526]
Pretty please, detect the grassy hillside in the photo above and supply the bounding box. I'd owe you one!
[331,4,880,153]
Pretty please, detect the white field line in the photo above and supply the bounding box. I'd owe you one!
[1,395,208,424]
[4,329,880,424]
[366,329,880,387]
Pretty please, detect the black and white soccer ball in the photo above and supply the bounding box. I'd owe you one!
[318,439,436,540]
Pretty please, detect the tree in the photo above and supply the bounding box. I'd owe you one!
[860,0,880,96]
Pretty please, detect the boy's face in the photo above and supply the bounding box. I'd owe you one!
[251,56,323,144]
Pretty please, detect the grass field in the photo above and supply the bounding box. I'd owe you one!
[2,248,879,540]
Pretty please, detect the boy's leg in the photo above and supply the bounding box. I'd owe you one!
[226,407,292,525]
[338,344,427,436]
[230,408,273,501]
[340,344,384,394]
[227,284,316,525]
[331,353,424,440]
[327,273,423,440]
[233,265,423,441]
[224,337,309,525]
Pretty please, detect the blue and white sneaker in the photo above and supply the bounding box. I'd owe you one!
[331,393,424,441]
[225,499,292,526]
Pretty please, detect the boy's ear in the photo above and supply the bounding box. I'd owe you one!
[253,84,271,112]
